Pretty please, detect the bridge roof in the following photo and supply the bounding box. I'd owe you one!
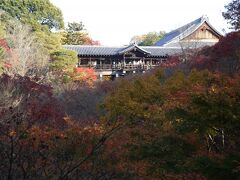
[64,44,182,58]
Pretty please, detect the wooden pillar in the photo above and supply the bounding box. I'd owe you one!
[150,58,153,68]
[110,58,112,69]
[99,73,103,81]
[78,57,81,67]
[123,54,125,69]
[100,59,102,69]
[143,57,145,69]
[89,57,92,67]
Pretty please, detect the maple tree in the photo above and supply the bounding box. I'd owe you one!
[0,36,239,180]
[71,67,97,85]
[101,69,240,178]
[190,31,240,74]
[0,74,65,178]
[0,73,122,179]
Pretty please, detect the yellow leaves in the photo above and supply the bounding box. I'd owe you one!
[9,130,16,137]
[63,116,75,127]
[211,85,216,93]
[64,116,104,135]
[82,123,104,134]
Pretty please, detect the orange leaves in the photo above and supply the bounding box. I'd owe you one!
[9,130,16,137]
[3,62,12,68]
[82,37,101,45]
[63,116,75,127]
[73,67,96,79]
[0,39,10,52]
[70,67,97,86]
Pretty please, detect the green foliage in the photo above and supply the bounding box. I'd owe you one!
[0,21,5,38]
[63,22,85,45]
[35,31,62,53]
[50,48,78,71]
[222,0,240,30]
[139,31,165,46]
[61,22,99,45]
[103,72,165,125]
[130,31,165,46]
[0,0,64,31]
[190,155,240,180]
[0,3,69,80]
[62,22,87,45]
[0,1,65,79]
[63,31,87,45]
[0,47,4,59]
[66,22,84,32]
[130,136,195,174]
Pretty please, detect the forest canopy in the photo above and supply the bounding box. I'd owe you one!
[0,0,239,179]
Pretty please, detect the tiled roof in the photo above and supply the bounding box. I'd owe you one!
[141,47,182,57]
[155,17,202,46]
[64,44,182,57]
[64,45,120,56]
[163,41,217,48]
[154,16,222,47]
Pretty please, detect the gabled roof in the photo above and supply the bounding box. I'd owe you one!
[118,43,151,55]
[154,16,222,47]
[64,44,182,58]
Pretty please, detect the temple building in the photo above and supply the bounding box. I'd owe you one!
[64,16,222,78]
[154,15,222,48]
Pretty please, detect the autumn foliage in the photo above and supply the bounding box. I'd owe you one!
[101,69,240,179]
[71,67,97,85]
[0,74,115,179]
[0,74,65,127]
[190,31,240,73]
[161,31,240,74]
[1,25,240,179]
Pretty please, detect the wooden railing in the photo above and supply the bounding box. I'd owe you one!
[78,64,159,70]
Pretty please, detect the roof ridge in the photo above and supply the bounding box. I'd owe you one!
[141,46,181,49]
[167,16,202,35]
[63,45,123,48]
[154,15,220,47]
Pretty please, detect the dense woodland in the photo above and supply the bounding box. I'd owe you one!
[0,0,240,179]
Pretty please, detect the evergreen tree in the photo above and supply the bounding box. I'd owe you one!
[0,0,64,31]
[223,0,240,30]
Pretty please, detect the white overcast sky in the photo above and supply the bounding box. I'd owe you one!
[50,0,232,46]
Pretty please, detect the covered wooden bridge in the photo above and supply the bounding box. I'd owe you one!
[64,44,181,77]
